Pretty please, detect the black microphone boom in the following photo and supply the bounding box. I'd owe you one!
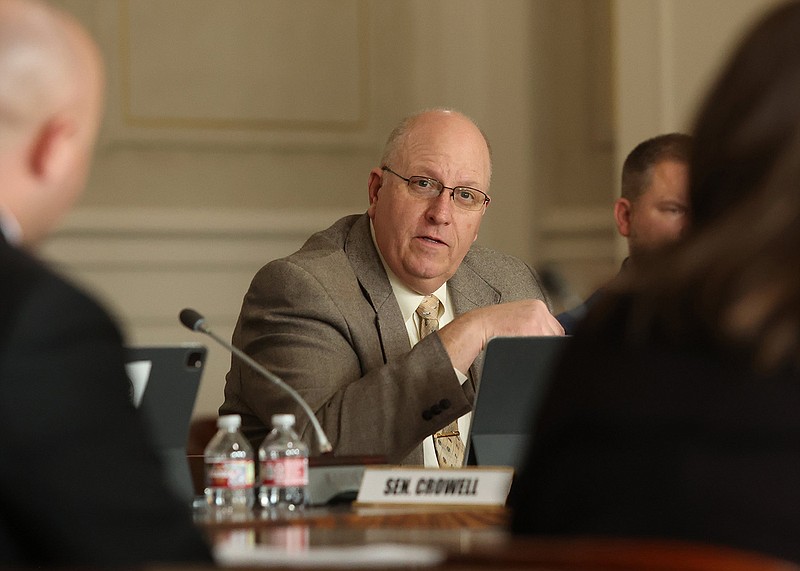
[179,308,206,332]
[178,308,333,454]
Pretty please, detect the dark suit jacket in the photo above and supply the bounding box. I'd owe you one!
[510,294,800,563]
[221,213,548,464]
[0,236,211,566]
[555,288,604,335]
[556,258,628,335]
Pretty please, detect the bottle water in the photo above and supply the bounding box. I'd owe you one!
[204,414,255,511]
[258,414,308,511]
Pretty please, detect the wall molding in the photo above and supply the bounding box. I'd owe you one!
[52,206,352,237]
[537,206,616,263]
[45,206,354,270]
[539,205,612,234]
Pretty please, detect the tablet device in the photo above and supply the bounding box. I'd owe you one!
[466,336,570,469]
[126,344,206,503]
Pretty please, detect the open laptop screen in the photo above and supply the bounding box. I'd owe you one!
[125,343,207,502]
[466,336,570,470]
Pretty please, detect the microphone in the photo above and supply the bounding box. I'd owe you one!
[179,308,333,454]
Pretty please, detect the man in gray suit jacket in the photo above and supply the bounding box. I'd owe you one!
[222,109,563,465]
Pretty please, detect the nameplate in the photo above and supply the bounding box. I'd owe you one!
[354,466,513,507]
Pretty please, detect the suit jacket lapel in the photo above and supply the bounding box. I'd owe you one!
[449,257,501,396]
[344,214,410,363]
[344,216,501,389]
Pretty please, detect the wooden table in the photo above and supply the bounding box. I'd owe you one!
[192,504,798,571]
[196,504,505,554]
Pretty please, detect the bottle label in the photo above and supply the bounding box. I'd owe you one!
[261,457,308,487]
[206,459,255,489]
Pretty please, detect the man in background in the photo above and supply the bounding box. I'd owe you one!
[222,108,563,466]
[558,133,692,333]
[0,0,211,564]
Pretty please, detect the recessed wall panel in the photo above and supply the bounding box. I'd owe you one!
[121,0,366,130]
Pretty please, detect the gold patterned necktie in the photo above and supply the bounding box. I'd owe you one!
[416,295,465,468]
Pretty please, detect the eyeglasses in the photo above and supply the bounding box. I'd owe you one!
[381,166,490,211]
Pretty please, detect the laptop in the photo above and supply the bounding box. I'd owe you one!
[125,344,207,503]
[466,336,571,470]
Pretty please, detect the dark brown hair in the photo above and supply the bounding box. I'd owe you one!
[621,133,692,202]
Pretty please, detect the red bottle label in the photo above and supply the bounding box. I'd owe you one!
[206,459,255,489]
[261,457,308,487]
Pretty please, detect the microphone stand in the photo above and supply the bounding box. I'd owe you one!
[179,309,332,454]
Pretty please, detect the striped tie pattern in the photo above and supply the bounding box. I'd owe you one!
[416,295,465,467]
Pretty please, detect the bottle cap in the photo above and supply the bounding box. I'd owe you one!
[217,414,241,430]
[271,413,296,427]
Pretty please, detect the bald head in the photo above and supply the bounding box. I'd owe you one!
[0,0,103,245]
[381,109,493,185]
[0,0,91,141]
[367,108,493,293]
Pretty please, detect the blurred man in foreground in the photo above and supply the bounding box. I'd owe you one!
[513,1,800,561]
[0,0,211,564]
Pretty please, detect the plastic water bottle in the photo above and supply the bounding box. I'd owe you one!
[204,414,255,510]
[258,414,309,511]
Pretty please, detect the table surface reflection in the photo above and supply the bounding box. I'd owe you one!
[189,503,799,571]
[195,503,509,555]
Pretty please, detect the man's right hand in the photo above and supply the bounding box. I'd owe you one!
[437,299,564,373]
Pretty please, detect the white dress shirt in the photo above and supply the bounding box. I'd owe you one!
[370,222,471,467]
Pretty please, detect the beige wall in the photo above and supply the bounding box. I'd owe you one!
[39,0,779,419]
